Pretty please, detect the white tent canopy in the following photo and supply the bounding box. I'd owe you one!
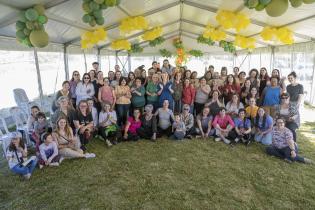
[0,0,315,53]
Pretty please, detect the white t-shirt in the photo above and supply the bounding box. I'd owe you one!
[6,146,27,169]
[39,141,58,162]
[99,111,117,127]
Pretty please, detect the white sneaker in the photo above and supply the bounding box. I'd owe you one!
[59,157,64,164]
[223,138,231,144]
[106,139,112,147]
[49,162,60,167]
[23,173,31,180]
[39,164,44,169]
[235,138,239,143]
[85,153,96,158]
[215,137,221,142]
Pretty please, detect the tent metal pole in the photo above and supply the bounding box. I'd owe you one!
[97,48,101,71]
[63,44,69,80]
[128,53,131,73]
[33,48,44,107]
[310,53,315,104]
[115,51,118,65]
[271,46,275,70]
[83,50,87,73]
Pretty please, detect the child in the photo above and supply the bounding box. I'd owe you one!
[38,132,63,169]
[32,112,49,152]
[98,102,120,146]
[171,113,186,140]
[245,97,259,125]
[87,98,98,128]
[6,132,38,180]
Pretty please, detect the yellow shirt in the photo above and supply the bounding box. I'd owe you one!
[115,86,131,104]
[246,106,259,119]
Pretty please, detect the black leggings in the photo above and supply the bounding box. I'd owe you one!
[194,102,205,116]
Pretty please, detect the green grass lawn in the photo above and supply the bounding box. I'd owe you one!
[1,122,315,210]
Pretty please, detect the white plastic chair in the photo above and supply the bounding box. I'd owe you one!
[0,118,13,158]
[10,107,31,146]
[13,88,30,117]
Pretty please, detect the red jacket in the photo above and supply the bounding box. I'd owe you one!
[182,85,196,105]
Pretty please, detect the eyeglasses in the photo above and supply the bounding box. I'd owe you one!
[74,74,79,76]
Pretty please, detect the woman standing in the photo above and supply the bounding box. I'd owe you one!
[131,77,146,113]
[157,73,174,109]
[115,77,131,126]
[52,81,72,112]
[98,77,116,108]
[194,77,211,115]
[173,72,183,113]
[75,73,95,106]
[137,104,157,141]
[89,70,96,82]
[111,71,122,88]
[69,71,80,107]
[155,100,174,137]
[287,71,304,107]
[190,71,199,88]
[238,71,246,87]
[240,79,251,105]
[222,74,240,104]
[220,67,228,82]
[140,69,147,86]
[259,67,270,96]
[93,71,104,112]
[182,78,196,113]
[271,69,286,91]
[248,69,260,89]
[146,73,160,111]
[205,90,224,117]
[254,107,273,145]
[261,77,282,119]
[127,72,136,88]
[74,100,94,151]
[276,93,299,141]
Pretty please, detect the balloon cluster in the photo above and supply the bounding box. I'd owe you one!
[202,24,227,41]
[119,16,148,34]
[188,50,203,57]
[244,0,315,17]
[81,28,107,49]
[148,37,165,47]
[82,0,120,27]
[111,39,131,50]
[128,43,143,54]
[216,10,250,32]
[15,4,49,48]
[142,27,163,41]
[234,35,256,49]
[219,41,236,53]
[260,26,294,44]
[197,35,215,46]
[159,49,172,58]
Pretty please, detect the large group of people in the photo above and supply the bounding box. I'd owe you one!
[6,59,312,180]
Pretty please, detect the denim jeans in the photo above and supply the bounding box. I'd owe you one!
[255,132,272,145]
[266,144,305,162]
[11,158,38,175]
[116,104,130,126]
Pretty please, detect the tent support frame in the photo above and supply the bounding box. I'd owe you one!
[33,48,44,108]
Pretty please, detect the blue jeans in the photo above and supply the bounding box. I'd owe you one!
[255,132,272,145]
[11,158,38,175]
[266,144,305,162]
[170,131,185,140]
[116,104,130,126]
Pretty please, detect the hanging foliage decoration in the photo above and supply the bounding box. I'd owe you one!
[110,39,131,50]
[260,26,294,44]
[82,0,120,27]
[244,0,315,17]
[234,35,256,49]
[148,36,165,47]
[128,43,143,54]
[173,37,184,49]
[216,10,250,32]
[159,49,172,58]
[142,27,163,41]
[81,27,107,49]
[119,16,148,34]
[197,35,215,46]
[219,41,236,53]
[188,50,203,57]
[16,4,49,48]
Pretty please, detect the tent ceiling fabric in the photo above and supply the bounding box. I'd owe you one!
[0,0,315,53]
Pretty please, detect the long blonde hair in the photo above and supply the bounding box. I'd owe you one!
[55,116,72,138]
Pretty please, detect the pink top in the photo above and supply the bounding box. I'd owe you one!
[127,116,142,135]
[212,114,235,129]
[100,86,114,104]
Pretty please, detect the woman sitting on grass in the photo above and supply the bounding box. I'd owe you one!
[229,109,252,146]
[195,107,214,139]
[6,132,38,180]
[180,104,195,139]
[212,107,235,144]
[254,107,273,145]
[266,117,312,164]
[123,108,142,141]
[98,102,120,146]
[155,99,175,137]
[74,100,94,151]
[38,132,62,169]
[137,104,157,141]
[53,116,95,159]
[51,96,77,131]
